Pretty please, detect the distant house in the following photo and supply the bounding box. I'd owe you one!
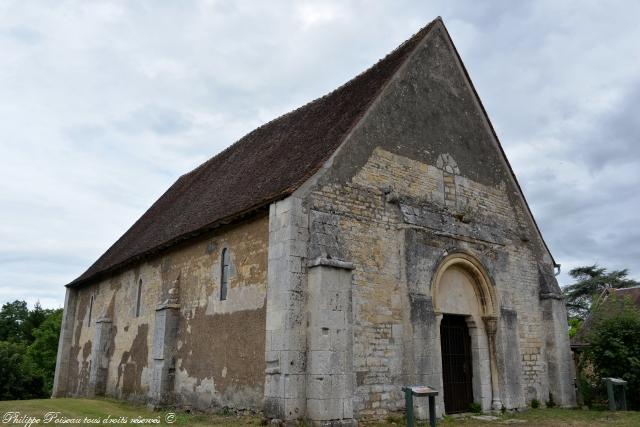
[572,287,640,350]
[53,17,576,423]
[570,287,640,406]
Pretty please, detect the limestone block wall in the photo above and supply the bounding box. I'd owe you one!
[294,22,575,417]
[56,215,269,410]
[263,197,309,420]
[306,147,569,417]
[306,260,355,422]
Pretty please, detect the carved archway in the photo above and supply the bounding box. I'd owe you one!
[431,252,497,317]
[431,252,501,412]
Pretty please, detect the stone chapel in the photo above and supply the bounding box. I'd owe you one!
[53,17,576,424]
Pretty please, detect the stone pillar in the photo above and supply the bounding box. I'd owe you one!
[149,280,181,408]
[482,315,502,410]
[541,295,577,407]
[495,308,525,409]
[432,313,445,418]
[88,317,113,397]
[264,197,309,420]
[409,295,444,419]
[306,258,355,425]
[467,317,492,411]
[52,287,78,397]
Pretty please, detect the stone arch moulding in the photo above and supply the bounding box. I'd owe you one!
[430,251,497,317]
[430,251,503,411]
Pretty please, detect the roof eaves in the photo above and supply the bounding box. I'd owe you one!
[66,197,277,288]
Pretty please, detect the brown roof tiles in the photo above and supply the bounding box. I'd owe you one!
[69,18,441,287]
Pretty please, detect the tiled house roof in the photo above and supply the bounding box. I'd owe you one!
[69,18,441,287]
[572,286,640,347]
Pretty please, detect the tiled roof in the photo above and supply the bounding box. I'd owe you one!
[69,18,441,287]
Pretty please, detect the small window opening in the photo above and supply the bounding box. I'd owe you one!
[88,295,94,327]
[220,248,230,301]
[136,278,143,317]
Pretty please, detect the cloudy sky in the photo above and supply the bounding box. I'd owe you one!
[1,1,639,308]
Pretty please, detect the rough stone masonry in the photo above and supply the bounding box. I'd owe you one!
[53,17,576,425]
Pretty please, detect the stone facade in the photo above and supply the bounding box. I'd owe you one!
[53,215,270,410]
[54,19,575,425]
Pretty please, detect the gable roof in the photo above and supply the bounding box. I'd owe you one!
[68,18,441,287]
[612,286,640,306]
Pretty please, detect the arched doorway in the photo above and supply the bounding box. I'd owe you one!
[440,313,474,413]
[431,253,500,413]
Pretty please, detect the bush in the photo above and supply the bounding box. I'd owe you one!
[469,402,482,413]
[531,399,540,409]
[25,309,63,394]
[0,341,45,400]
[0,301,63,400]
[584,296,640,409]
[546,393,556,408]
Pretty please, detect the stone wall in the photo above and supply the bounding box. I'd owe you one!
[299,22,574,418]
[263,197,309,420]
[55,214,269,410]
[55,19,576,421]
[306,145,567,417]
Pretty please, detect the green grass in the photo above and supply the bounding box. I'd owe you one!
[0,398,261,426]
[363,408,640,427]
[0,399,639,427]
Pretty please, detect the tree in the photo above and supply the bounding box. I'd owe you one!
[568,317,582,338]
[0,301,63,400]
[25,309,63,394]
[563,265,639,319]
[584,296,640,409]
[23,302,50,343]
[0,300,29,342]
[0,341,44,400]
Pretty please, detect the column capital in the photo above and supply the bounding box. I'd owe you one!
[482,315,498,336]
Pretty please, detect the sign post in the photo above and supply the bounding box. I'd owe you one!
[603,377,627,411]
[401,385,438,427]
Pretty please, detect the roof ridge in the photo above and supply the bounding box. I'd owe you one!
[179,18,441,180]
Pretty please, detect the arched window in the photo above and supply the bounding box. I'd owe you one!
[220,248,230,301]
[136,278,143,317]
[88,295,94,327]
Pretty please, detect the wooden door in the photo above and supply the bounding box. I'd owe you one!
[440,314,474,414]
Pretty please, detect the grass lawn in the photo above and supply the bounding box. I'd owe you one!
[0,399,639,426]
[0,398,261,426]
[372,408,640,427]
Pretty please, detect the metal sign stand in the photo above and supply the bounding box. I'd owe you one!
[603,377,627,411]
[402,386,438,427]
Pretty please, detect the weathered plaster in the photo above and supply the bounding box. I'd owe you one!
[56,215,269,410]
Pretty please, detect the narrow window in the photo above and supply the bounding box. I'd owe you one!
[220,248,229,301]
[136,278,143,317]
[88,295,94,327]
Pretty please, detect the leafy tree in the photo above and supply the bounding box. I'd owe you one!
[23,302,50,343]
[25,309,63,394]
[0,300,29,342]
[0,301,63,400]
[0,341,45,400]
[563,265,639,319]
[568,317,582,338]
[584,296,640,409]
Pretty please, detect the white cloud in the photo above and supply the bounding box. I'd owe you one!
[1,0,639,308]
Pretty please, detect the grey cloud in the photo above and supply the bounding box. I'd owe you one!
[0,26,42,44]
[1,1,639,307]
[114,105,193,136]
[579,83,640,170]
